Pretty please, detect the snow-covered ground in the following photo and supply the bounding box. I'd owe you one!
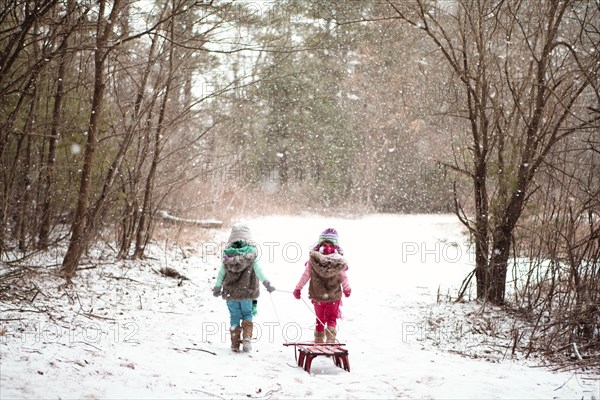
[1,214,598,399]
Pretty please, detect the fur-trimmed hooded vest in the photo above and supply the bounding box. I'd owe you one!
[308,250,346,302]
[222,250,259,300]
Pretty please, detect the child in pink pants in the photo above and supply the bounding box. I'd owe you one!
[293,228,351,343]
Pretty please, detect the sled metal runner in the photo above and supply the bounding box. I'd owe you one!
[283,342,350,373]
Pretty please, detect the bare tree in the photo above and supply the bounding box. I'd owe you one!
[385,0,598,304]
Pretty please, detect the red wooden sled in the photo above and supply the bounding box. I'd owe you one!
[283,342,350,373]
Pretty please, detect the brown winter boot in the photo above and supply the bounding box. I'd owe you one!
[241,320,253,352]
[325,326,337,343]
[314,330,325,343]
[230,327,242,352]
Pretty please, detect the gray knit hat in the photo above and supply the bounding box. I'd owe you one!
[226,223,254,246]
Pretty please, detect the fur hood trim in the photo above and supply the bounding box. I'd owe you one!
[223,252,257,273]
[308,251,346,278]
[221,251,259,301]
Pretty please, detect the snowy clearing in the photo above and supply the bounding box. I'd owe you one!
[1,214,598,399]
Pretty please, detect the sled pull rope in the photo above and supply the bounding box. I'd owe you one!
[269,292,282,325]
[300,296,327,329]
[270,289,328,330]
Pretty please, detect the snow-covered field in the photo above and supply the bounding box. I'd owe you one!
[1,214,598,399]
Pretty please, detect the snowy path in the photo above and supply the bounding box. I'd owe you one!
[1,215,598,399]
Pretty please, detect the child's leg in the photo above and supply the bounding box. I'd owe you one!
[226,301,242,327]
[239,299,253,321]
[324,300,341,329]
[239,300,254,352]
[324,300,341,343]
[226,301,243,351]
[312,301,326,343]
[313,301,326,332]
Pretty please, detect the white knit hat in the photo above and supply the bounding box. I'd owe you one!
[226,223,254,246]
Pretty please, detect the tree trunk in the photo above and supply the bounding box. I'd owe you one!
[133,78,172,258]
[133,108,163,259]
[119,97,156,258]
[133,12,175,259]
[61,0,121,279]
[61,51,105,278]
[39,40,68,249]
[17,90,36,251]
[473,159,489,300]
[38,0,76,249]
[117,198,138,259]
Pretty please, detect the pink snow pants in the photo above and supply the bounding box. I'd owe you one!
[313,299,341,332]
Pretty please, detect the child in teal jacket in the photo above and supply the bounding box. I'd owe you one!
[212,223,275,352]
